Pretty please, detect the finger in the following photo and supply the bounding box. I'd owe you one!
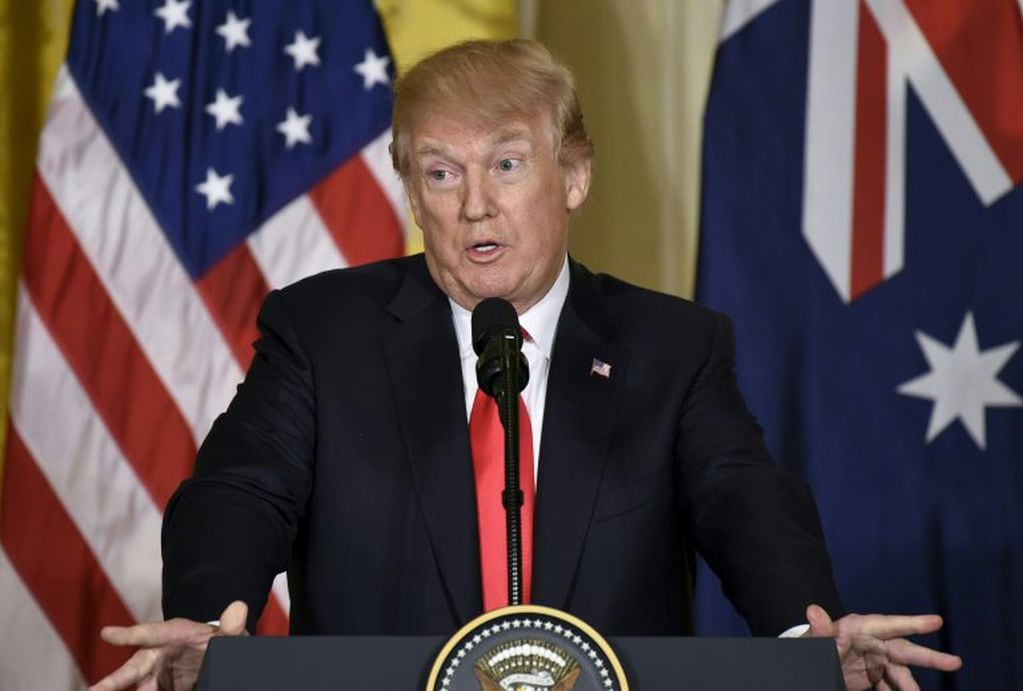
[864,644,888,686]
[100,621,191,648]
[805,604,835,637]
[884,637,963,672]
[87,648,159,691]
[217,600,249,636]
[853,613,944,640]
[875,680,895,691]
[884,663,920,691]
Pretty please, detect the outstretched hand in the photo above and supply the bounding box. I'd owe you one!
[89,600,249,691]
[805,604,962,690]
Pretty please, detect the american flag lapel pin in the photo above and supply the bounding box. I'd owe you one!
[590,357,612,379]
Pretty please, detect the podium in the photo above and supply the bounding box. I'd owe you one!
[196,635,843,689]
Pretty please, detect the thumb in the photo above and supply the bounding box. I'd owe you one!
[805,604,835,637]
[217,600,249,636]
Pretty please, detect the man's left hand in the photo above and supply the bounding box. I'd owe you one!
[805,604,963,690]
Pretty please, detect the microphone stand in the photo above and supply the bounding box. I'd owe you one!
[497,333,524,607]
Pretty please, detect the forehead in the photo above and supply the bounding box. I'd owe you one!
[410,112,552,158]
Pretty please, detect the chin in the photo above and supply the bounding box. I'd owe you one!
[465,273,517,301]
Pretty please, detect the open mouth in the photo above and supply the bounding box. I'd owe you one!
[472,242,499,253]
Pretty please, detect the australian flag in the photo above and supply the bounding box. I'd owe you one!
[697,1,1023,689]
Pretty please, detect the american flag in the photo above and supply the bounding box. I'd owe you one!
[699,1,1023,688]
[589,358,611,379]
[0,0,403,687]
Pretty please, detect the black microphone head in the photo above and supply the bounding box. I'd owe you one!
[471,297,521,355]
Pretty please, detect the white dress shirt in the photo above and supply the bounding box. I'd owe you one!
[449,256,570,482]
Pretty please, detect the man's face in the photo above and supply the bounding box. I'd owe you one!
[404,111,590,314]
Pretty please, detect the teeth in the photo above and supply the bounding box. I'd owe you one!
[474,243,498,252]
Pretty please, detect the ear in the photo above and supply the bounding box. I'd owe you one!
[563,157,592,212]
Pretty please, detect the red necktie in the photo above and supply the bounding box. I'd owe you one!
[469,387,535,611]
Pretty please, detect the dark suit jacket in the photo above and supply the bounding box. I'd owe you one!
[162,254,842,637]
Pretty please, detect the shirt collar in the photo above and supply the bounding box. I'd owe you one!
[450,256,570,361]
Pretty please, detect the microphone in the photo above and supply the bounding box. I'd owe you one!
[470,297,530,607]
[471,298,529,400]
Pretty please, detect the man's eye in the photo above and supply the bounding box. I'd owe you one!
[497,158,519,172]
[428,170,448,181]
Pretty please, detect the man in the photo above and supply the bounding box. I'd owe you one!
[92,40,961,690]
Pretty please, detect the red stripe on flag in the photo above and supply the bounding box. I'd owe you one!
[255,595,290,635]
[0,425,135,684]
[850,2,887,301]
[22,177,196,507]
[905,0,1023,183]
[195,243,270,371]
[309,156,404,266]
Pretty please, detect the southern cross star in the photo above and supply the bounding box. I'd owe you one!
[898,311,1022,450]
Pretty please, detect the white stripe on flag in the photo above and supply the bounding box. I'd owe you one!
[0,548,88,691]
[250,129,404,291]
[247,195,347,291]
[360,128,407,229]
[883,19,907,278]
[35,67,242,443]
[9,286,164,623]
[802,0,858,302]
[720,0,781,43]
[865,0,1013,205]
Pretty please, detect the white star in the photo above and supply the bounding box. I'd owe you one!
[276,107,312,148]
[144,72,181,113]
[284,30,321,71]
[205,89,244,130]
[353,48,390,90]
[154,0,191,33]
[897,311,1021,450]
[195,168,234,210]
[216,10,251,52]
[94,0,119,16]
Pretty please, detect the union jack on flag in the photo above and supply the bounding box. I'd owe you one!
[699,1,1023,688]
[0,1,403,688]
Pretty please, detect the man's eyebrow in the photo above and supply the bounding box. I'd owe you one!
[494,128,533,146]
[413,129,535,159]
[493,130,527,145]
[414,143,448,158]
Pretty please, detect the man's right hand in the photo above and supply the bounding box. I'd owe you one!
[88,600,249,691]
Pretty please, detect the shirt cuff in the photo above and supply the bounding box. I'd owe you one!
[778,623,809,638]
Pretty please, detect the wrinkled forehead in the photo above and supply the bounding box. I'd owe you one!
[408,110,555,162]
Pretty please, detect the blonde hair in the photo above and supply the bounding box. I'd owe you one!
[390,39,593,177]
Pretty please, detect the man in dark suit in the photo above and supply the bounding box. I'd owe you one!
[92,39,961,691]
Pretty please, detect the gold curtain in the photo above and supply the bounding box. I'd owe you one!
[0,0,75,484]
[533,0,724,299]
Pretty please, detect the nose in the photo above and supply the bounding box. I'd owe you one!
[461,167,496,221]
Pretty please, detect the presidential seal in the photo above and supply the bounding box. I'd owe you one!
[426,605,628,691]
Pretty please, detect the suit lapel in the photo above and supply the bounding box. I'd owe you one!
[533,260,622,610]
[379,260,481,624]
